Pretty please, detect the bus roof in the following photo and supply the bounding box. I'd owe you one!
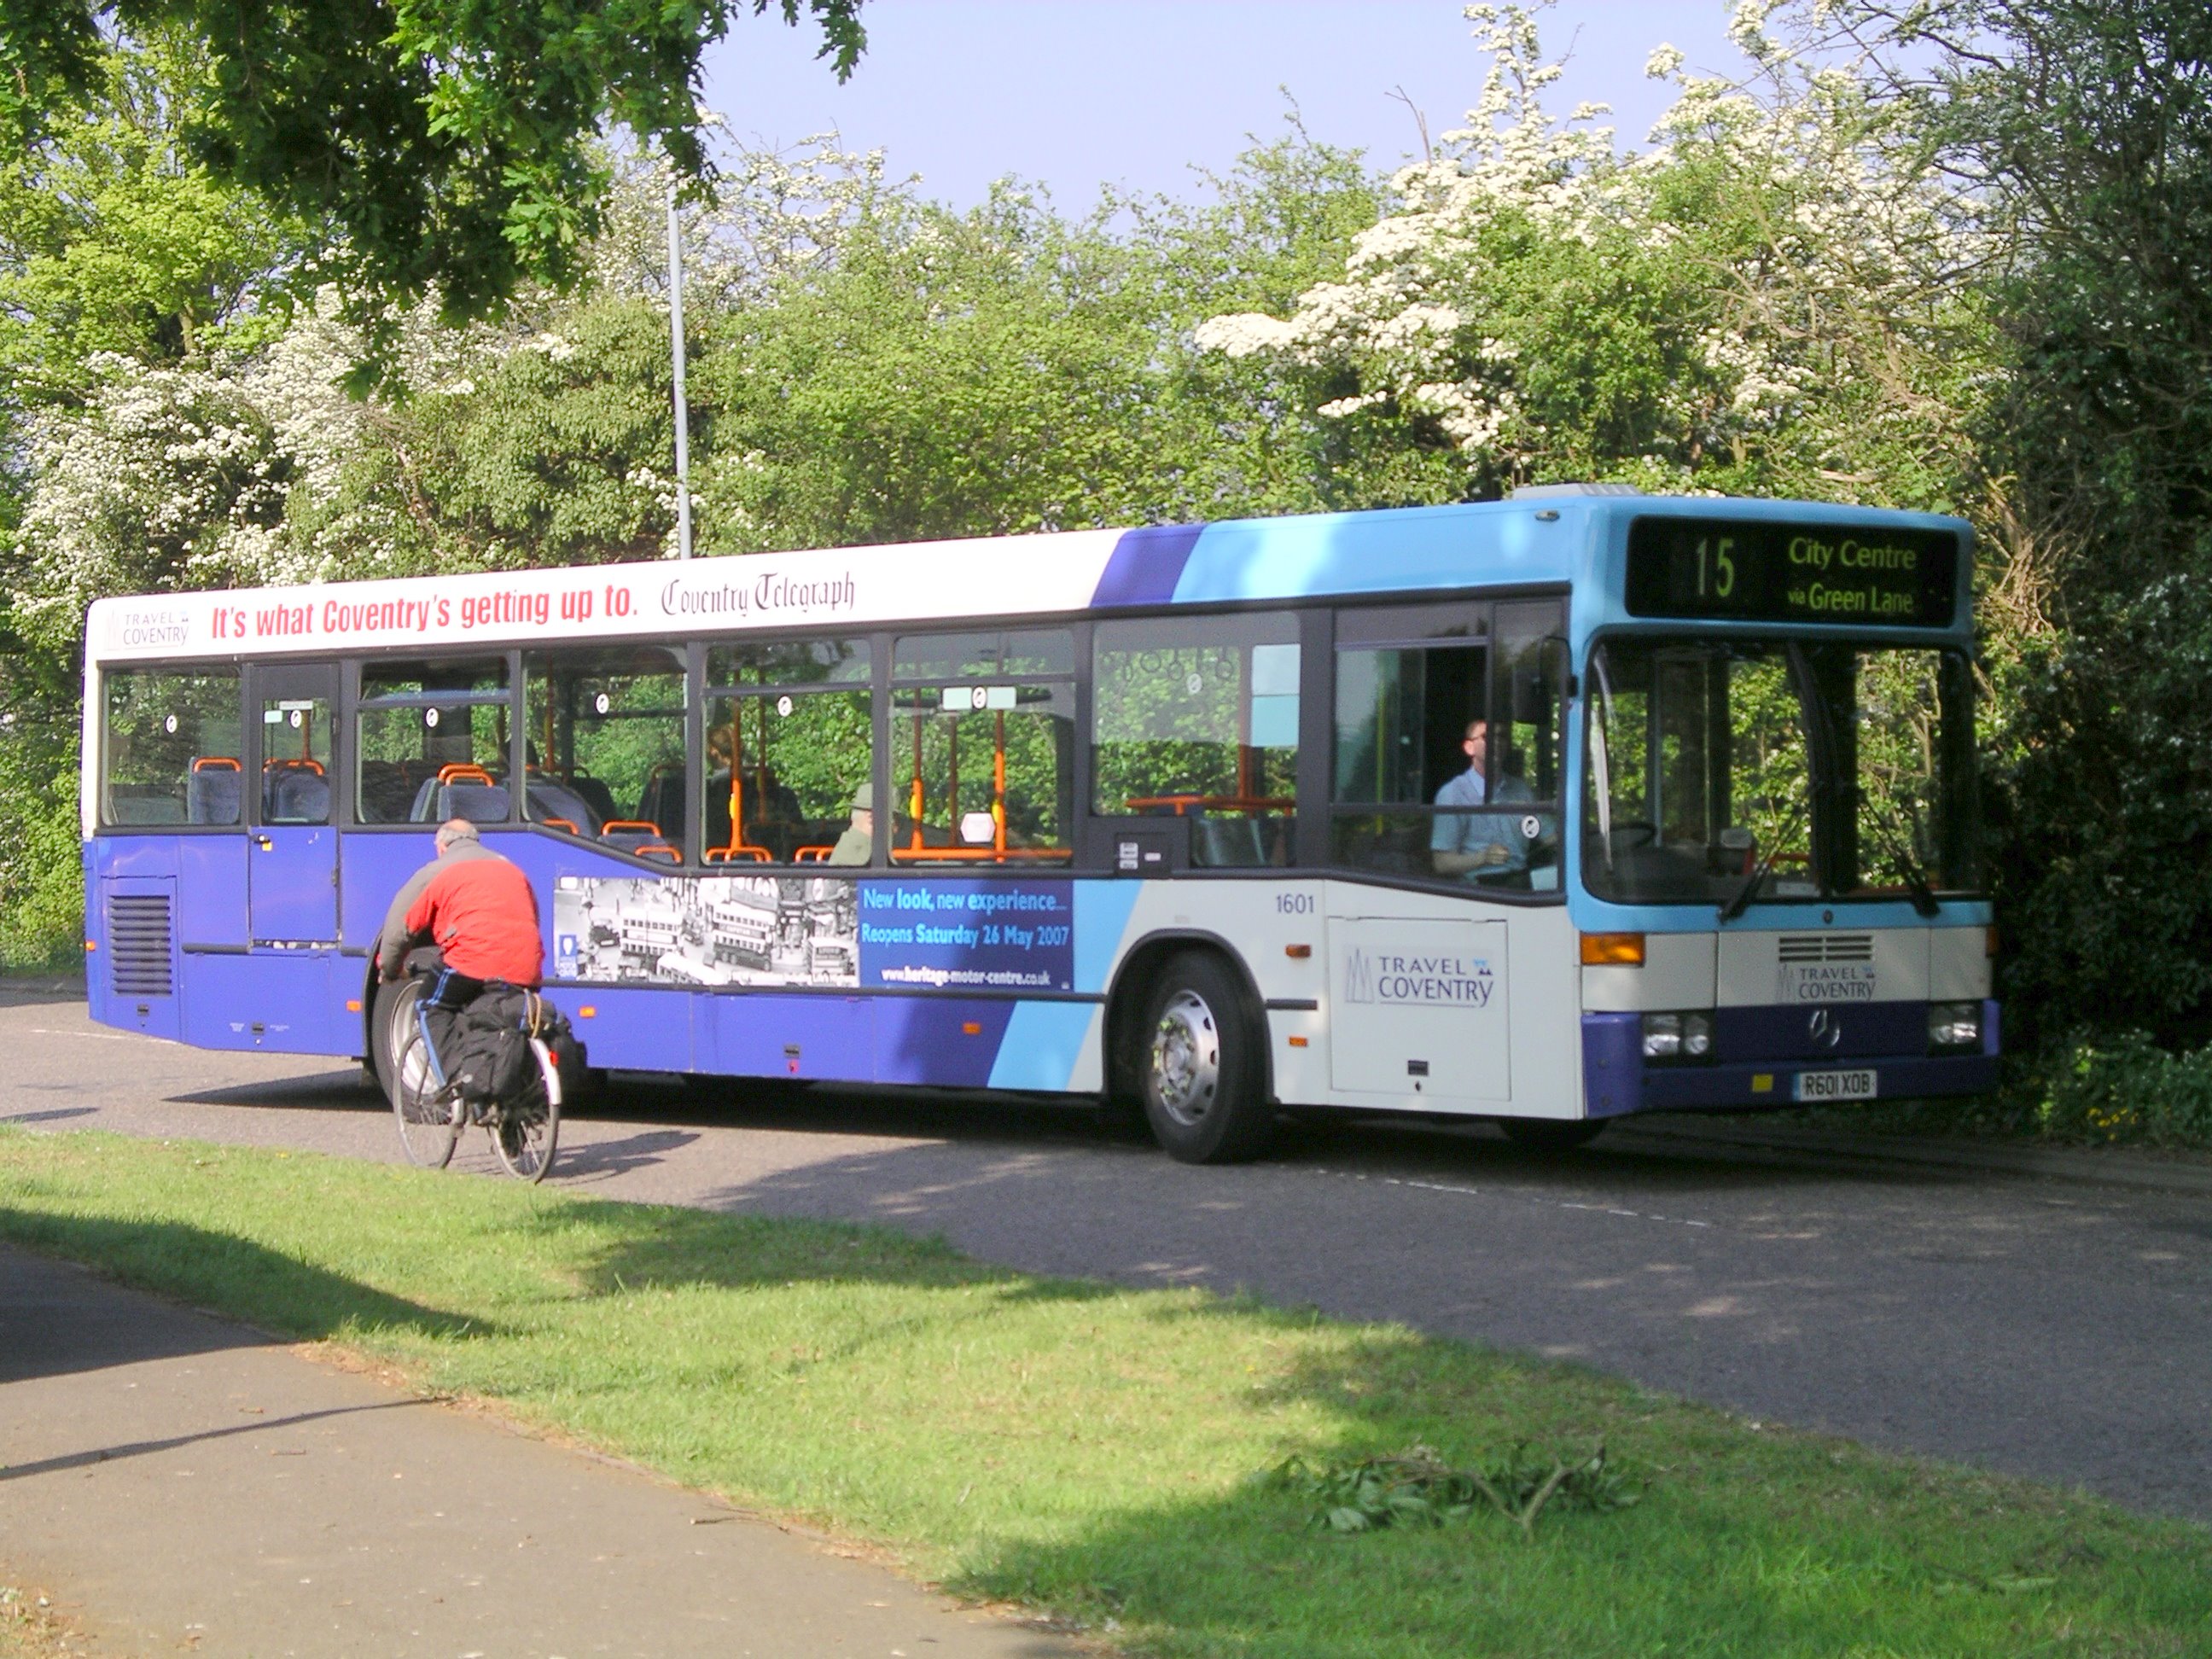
[84,495,1971,665]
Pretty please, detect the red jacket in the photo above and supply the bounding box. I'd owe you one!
[404,851,544,987]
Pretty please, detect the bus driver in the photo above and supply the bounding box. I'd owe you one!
[1431,718,1531,882]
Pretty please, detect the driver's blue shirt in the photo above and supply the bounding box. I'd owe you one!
[1431,765,1534,876]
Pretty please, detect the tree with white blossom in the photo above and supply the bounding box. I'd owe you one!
[1195,1,1995,513]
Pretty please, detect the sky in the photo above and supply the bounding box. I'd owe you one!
[699,1,1757,211]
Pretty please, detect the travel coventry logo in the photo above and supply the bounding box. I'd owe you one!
[1344,948,1496,1008]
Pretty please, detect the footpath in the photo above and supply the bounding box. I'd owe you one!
[0,1244,1083,1658]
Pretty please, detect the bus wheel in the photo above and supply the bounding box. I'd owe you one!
[369,976,413,1095]
[1499,1118,1607,1153]
[1139,953,1274,1165]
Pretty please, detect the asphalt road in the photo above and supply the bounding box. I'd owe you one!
[8,986,2210,1525]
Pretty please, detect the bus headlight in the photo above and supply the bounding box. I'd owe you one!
[1642,1010,1713,1062]
[1928,1001,1982,1053]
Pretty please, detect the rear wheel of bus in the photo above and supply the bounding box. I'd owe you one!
[1138,952,1275,1165]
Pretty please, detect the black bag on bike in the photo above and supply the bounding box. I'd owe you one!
[445,988,539,1108]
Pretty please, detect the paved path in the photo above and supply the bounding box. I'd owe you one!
[0,1243,1081,1658]
[7,987,2212,1529]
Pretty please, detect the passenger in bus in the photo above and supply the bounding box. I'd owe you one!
[828,782,872,865]
[1431,718,1532,882]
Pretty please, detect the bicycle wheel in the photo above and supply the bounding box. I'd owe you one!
[491,1037,562,1183]
[388,983,461,1170]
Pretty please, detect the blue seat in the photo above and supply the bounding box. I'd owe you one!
[186,765,242,825]
[436,783,510,822]
[264,765,329,824]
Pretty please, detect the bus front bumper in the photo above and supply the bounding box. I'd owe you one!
[1580,1002,2000,1118]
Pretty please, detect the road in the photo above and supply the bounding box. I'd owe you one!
[8,987,2211,1524]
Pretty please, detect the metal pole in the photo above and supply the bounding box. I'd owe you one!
[667,183,694,562]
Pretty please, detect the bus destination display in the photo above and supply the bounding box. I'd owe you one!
[1625,517,1959,627]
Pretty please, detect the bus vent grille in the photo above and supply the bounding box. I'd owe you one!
[1777,933,1873,963]
[108,894,175,997]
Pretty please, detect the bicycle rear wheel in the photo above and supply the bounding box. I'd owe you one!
[388,983,460,1170]
[491,1037,562,1183]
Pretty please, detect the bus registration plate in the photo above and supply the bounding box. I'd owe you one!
[1793,1068,1877,1103]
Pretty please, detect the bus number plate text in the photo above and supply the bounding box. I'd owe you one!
[1792,1068,1877,1103]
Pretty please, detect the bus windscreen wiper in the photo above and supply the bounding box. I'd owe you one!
[1863,800,1941,918]
[1719,801,1806,923]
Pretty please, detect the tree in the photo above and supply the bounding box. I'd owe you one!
[0,0,866,337]
[1193,3,1993,515]
[1842,0,2212,1051]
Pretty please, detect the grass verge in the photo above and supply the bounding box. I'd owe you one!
[4,1126,2209,1657]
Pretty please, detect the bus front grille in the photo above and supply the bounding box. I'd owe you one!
[108,894,175,997]
[1777,933,1874,963]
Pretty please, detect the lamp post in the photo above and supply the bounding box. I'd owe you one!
[667,183,694,562]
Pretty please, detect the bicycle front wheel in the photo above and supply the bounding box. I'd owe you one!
[388,984,460,1170]
[491,1038,562,1183]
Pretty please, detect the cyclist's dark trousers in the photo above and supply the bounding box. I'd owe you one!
[420,967,488,1083]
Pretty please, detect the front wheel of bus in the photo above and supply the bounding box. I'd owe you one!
[1139,954,1274,1164]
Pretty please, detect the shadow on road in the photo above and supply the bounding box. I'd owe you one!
[168,1070,384,1112]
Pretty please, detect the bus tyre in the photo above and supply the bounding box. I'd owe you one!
[1499,1118,1607,1153]
[1138,953,1274,1165]
[369,975,413,1095]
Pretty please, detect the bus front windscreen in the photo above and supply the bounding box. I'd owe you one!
[1581,638,1979,908]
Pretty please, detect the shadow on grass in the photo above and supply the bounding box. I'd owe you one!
[0,1210,498,1386]
[942,1325,2211,1659]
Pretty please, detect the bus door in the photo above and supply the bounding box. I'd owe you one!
[247,663,340,945]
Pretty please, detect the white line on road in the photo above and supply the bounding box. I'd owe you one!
[1314,1167,1715,1230]
[23,1027,143,1043]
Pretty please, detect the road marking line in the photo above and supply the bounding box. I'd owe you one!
[1314,1167,1714,1230]
[24,1027,143,1043]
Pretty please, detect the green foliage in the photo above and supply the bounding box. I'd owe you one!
[1879,1,2212,1054]
[2007,1029,2212,1146]
[0,0,864,338]
[0,714,83,970]
[1265,1441,1638,1538]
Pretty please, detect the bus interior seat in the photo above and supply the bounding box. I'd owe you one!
[435,782,510,823]
[527,780,600,834]
[263,762,329,824]
[186,762,243,825]
[562,773,620,825]
[637,769,686,844]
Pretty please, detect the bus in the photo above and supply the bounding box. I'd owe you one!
[80,488,1995,1162]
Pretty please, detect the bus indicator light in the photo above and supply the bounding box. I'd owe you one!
[1285,944,1312,959]
[1580,932,1646,966]
[1288,1035,1309,1048]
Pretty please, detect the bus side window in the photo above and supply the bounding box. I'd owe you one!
[1091,612,1299,867]
[1329,600,1563,890]
[891,630,1075,864]
[355,658,512,825]
[703,637,873,865]
[102,666,243,827]
[523,644,688,857]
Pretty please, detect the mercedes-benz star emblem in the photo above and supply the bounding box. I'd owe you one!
[1807,1008,1843,1050]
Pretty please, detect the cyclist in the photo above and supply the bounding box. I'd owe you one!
[377,819,544,1097]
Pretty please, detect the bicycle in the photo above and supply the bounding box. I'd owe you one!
[387,973,562,1182]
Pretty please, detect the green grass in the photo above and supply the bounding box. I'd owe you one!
[4,1127,2209,1657]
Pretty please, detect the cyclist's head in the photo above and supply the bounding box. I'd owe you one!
[434,818,480,855]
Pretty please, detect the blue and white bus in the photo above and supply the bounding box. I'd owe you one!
[81,488,1995,1161]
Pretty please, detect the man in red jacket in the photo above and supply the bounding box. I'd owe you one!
[378,820,543,1102]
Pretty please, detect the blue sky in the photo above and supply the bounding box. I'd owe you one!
[700,2,1755,209]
